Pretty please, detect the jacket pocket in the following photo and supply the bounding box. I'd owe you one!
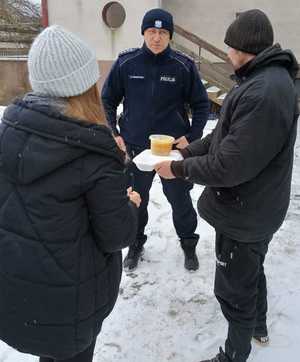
[215,235,237,279]
[213,187,244,207]
[214,235,245,304]
[78,268,110,321]
[0,271,76,326]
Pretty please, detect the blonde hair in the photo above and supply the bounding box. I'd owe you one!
[65,84,106,125]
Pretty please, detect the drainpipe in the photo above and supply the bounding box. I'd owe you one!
[41,0,49,28]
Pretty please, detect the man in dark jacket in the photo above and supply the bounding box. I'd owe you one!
[155,9,299,362]
[102,8,209,272]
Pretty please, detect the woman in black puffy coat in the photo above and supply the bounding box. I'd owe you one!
[0,25,139,361]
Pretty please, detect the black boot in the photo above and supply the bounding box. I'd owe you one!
[200,347,230,362]
[123,244,144,271]
[181,238,199,271]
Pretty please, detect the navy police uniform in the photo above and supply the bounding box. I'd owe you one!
[101,43,209,252]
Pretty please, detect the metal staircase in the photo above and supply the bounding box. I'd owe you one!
[172,24,300,111]
[172,24,234,109]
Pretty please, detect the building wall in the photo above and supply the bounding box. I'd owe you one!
[0,0,161,104]
[0,59,112,105]
[47,0,160,61]
[0,59,30,105]
[163,0,300,61]
[2,1,298,105]
[47,0,160,88]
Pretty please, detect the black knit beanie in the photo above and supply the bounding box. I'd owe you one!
[141,8,174,39]
[224,9,274,54]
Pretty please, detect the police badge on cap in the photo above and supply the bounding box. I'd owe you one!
[155,20,162,28]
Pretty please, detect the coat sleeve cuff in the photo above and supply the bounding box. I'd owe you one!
[171,160,185,178]
[179,148,192,159]
[112,128,120,137]
[186,131,203,143]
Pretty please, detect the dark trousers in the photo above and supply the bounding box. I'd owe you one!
[126,144,198,247]
[39,340,96,362]
[214,232,270,362]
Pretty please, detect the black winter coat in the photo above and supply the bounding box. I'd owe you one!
[0,98,138,358]
[175,45,299,242]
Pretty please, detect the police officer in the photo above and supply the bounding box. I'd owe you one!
[102,8,209,272]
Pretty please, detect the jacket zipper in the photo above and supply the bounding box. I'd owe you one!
[150,58,157,132]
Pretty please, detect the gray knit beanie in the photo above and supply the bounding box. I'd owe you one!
[28,25,99,97]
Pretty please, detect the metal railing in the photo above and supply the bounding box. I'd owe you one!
[174,24,228,62]
[0,48,29,57]
[173,24,233,107]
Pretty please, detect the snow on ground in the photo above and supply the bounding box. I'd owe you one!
[0,107,299,361]
[0,106,5,118]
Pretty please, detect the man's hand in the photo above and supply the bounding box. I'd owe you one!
[114,136,126,152]
[154,161,175,179]
[174,136,189,149]
[127,187,141,208]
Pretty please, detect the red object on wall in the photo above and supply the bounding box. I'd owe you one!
[41,0,49,28]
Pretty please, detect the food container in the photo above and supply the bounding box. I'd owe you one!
[149,134,175,156]
[133,150,183,172]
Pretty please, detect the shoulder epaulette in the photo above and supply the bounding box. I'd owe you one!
[118,48,139,57]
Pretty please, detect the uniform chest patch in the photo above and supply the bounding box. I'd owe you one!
[160,76,176,83]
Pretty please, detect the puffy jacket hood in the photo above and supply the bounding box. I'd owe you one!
[0,99,123,184]
[247,44,299,80]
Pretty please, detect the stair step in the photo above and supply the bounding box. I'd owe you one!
[217,93,227,100]
[206,86,221,97]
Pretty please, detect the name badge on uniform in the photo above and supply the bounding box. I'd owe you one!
[155,20,162,28]
[129,75,145,79]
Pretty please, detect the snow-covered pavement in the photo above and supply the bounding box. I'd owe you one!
[0,107,299,361]
[0,107,6,117]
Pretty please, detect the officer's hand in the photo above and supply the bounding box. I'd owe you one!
[127,187,141,208]
[174,136,189,149]
[154,161,175,179]
[114,136,126,152]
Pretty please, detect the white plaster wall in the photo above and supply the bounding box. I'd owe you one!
[47,0,160,60]
[163,0,300,61]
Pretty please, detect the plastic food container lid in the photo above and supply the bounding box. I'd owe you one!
[132,149,183,172]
